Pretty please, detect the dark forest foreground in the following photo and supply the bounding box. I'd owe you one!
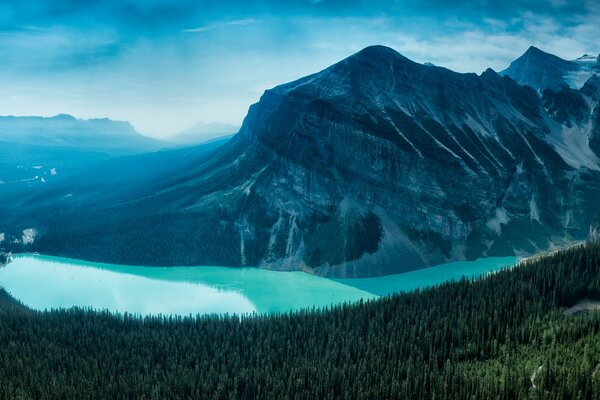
[1,244,600,399]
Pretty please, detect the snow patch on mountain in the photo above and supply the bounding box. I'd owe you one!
[486,207,510,235]
[564,54,599,89]
[530,196,540,222]
[22,228,37,245]
[544,118,600,170]
[564,70,598,90]
[381,109,423,158]
[464,114,492,138]
[575,54,599,65]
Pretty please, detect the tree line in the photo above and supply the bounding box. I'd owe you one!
[1,243,600,399]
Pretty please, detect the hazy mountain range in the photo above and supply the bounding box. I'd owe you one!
[169,122,239,145]
[0,114,165,152]
[1,45,600,278]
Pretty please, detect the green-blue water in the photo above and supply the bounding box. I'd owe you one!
[334,256,519,296]
[0,254,517,316]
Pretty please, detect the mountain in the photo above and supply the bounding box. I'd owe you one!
[3,45,600,277]
[170,122,239,144]
[0,114,166,153]
[500,46,599,92]
[0,114,171,193]
[575,53,600,65]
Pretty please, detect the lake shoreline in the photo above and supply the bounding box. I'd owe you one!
[1,253,519,316]
[0,254,377,316]
[10,250,522,279]
[4,243,583,317]
[11,238,585,279]
[518,241,586,264]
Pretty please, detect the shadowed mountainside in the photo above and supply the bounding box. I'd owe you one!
[2,45,600,277]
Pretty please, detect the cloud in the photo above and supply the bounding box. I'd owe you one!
[482,18,507,29]
[0,26,123,72]
[183,18,262,33]
[182,26,210,33]
[385,32,529,73]
[0,0,598,137]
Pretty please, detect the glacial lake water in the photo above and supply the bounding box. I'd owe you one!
[0,254,518,316]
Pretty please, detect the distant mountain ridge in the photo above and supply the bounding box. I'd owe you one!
[3,45,600,277]
[170,122,239,144]
[0,114,165,153]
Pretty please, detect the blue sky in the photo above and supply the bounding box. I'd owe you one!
[0,0,598,138]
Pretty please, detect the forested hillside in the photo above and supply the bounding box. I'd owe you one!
[1,244,600,399]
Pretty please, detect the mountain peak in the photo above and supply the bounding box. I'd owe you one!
[500,46,579,92]
[481,67,499,76]
[354,45,398,57]
[575,53,599,63]
[519,46,574,65]
[524,46,547,56]
[53,113,76,121]
[267,45,416,98]
[348,45,411,65]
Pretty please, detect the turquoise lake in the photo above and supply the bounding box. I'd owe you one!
[0,254,518,316]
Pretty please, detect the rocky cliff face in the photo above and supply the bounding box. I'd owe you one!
[108,46,600,276]
[584,75,600,157]
[501,46,600,93]
[500,46,580,92]
[8,45,600,277]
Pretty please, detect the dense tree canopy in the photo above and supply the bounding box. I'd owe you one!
[1,244,600,399]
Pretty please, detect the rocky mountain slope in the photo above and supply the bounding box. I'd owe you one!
[500,46,600,92]
[3,45,600,277]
